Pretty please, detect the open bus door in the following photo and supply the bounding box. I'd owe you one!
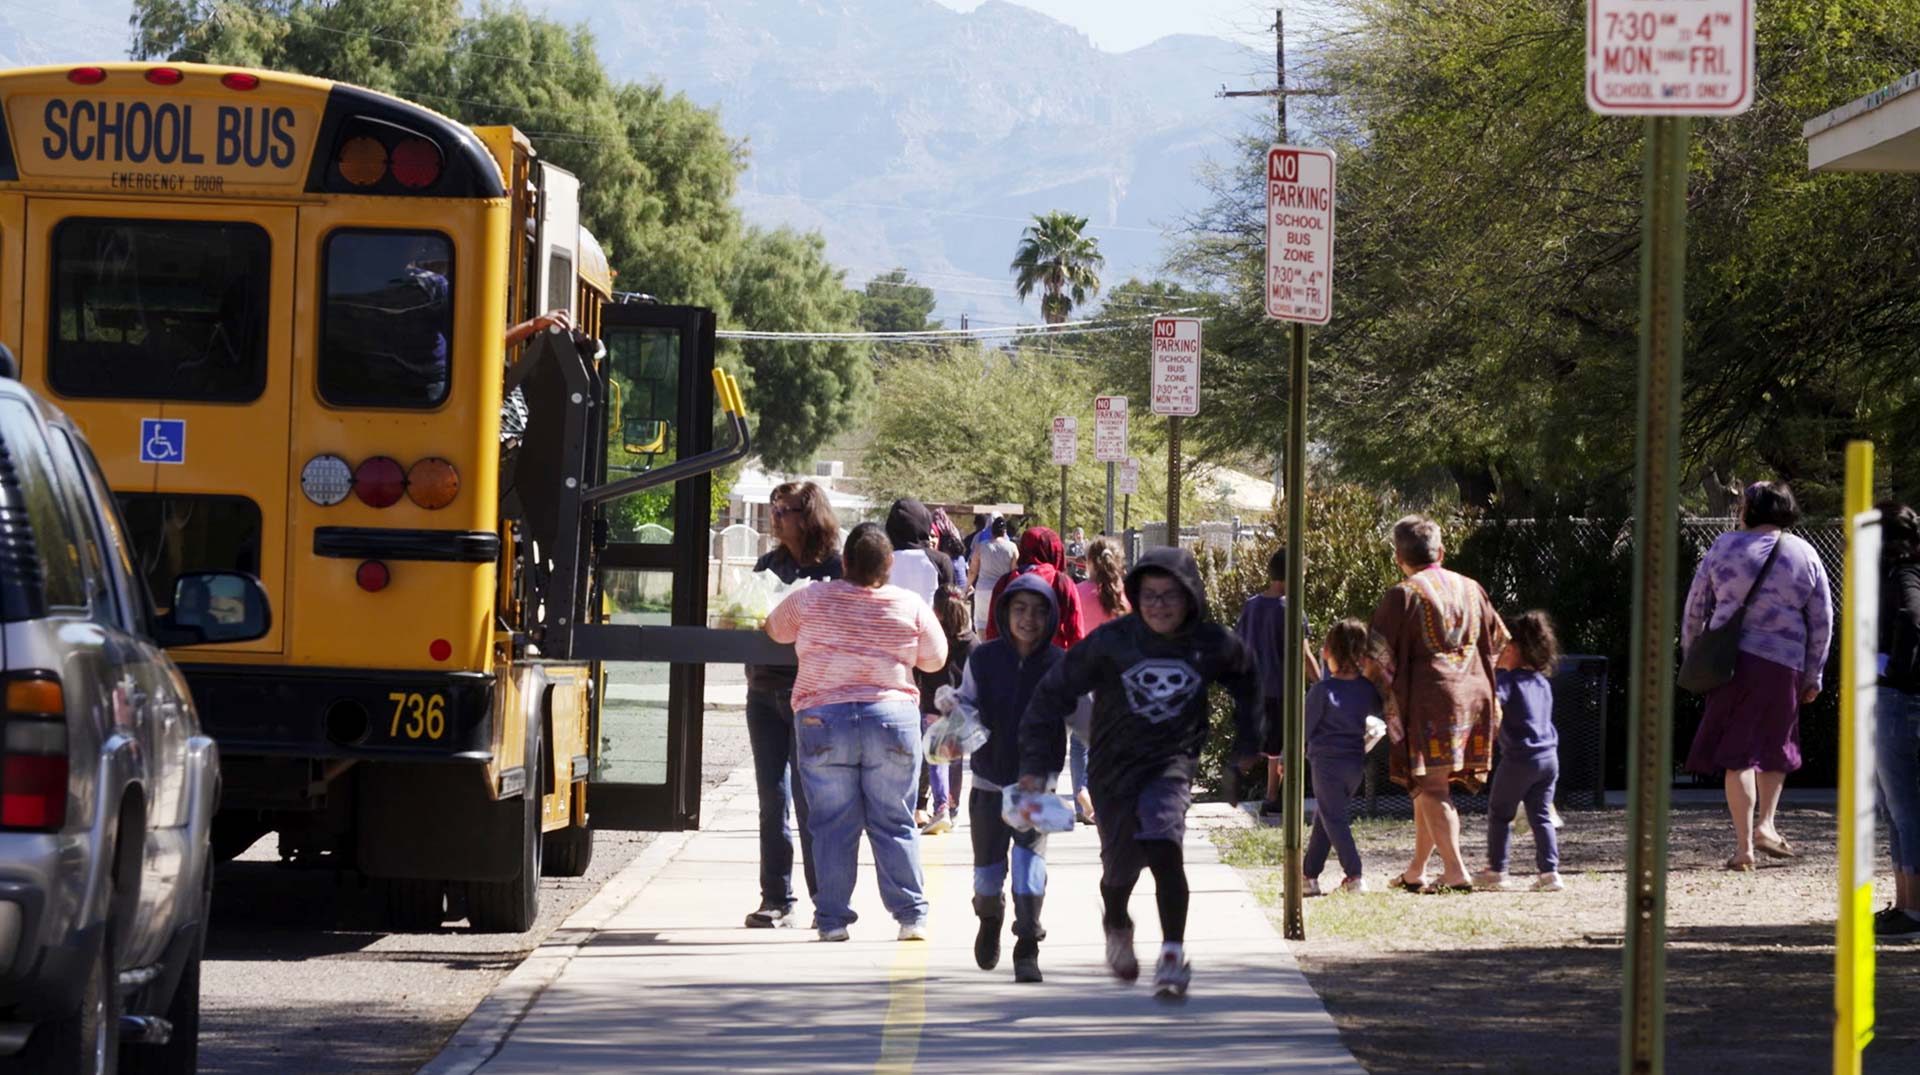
[511,299,775,832]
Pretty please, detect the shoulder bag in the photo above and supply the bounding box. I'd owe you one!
[1677,537,1783,696]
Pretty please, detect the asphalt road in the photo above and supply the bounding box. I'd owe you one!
[197,687,754,1075]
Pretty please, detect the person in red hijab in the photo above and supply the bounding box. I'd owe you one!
[981,526,1085,649]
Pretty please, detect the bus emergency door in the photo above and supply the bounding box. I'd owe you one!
[20,200,295,653]
[583,301,715,831]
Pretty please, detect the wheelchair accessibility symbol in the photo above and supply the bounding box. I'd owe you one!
[140,419,186,465]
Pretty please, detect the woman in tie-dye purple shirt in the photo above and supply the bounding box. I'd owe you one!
[1680,482,1833,871]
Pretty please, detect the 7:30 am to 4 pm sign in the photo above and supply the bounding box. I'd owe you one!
[1265,145,1335,324]
[1586,0,1754,115]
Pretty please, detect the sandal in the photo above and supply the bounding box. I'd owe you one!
[1754,834,1796,859]
[1387,875,1426,892]
[1723,854,1755,872]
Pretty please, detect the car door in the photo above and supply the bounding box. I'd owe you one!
[42,419,185,969]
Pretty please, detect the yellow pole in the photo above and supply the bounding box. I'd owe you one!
[1835,440,1876,1075]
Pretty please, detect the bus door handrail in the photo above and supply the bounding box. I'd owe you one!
[579,368,749,507]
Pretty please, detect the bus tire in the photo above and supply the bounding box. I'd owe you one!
[467,764,542,933]
[542,814,593,878]
[377,878,447,931]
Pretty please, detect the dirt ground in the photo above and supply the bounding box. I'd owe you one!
[1212,803,1920,1074]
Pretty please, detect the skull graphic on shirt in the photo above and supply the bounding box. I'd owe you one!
[1122,659,1203,724]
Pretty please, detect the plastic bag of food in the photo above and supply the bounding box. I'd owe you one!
[923,691,990,763]
[1001,784,1076,833]
[714,572,812,629]
[1363,715,1388,754]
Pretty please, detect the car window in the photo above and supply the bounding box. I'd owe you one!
[74,438,159,634]
[48,427,125,629]
[0,398,87,612]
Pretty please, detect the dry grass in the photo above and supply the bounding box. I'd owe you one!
[1215,804,1920,1074]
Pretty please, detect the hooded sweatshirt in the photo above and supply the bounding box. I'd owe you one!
[883,497,954,606]
[1019,546,1261,800]
[953,573,1066,791]
[981,526,1084,649]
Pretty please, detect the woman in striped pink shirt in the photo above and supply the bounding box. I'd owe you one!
[767,522,949,941]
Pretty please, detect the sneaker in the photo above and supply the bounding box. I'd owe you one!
[1548,803,1564,829]
[744,902,796,928]
[1472,869,1510,892]
[1874,912,1920,942]
[1338,876,1369,895]
[1152,951,1192,1001]
[1105,926,1139,982]
[914,809,932,828]
[1532,872,1565,893]
[1301,877,1323,897]
[1875,904,1906,925]
[817,926,850,942]
[921,810,953,836]
[897,920,930,942]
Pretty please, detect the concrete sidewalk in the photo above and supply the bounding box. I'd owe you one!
[424,770,1363,1074]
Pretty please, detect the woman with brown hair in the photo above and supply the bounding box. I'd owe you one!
[1368,515,1509,893]
[741,481,841,928]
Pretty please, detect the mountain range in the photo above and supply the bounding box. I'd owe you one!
[2,0,1267,327]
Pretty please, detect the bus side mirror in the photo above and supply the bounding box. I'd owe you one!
[156,570,272,647]
[623,416,669,456]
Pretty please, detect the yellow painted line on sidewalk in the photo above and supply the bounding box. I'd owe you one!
[875,824,950,1074]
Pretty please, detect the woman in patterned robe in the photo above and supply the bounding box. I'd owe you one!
[1368,515,1509,893]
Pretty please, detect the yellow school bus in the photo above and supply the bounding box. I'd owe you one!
[0,61,747,931]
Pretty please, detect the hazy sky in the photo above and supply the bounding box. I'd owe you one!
[930,0,1344,53]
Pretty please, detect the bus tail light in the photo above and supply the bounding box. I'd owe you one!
[390,138,443,190]
[67,67,106,85]
[356,561,390,593]
[301,454,353,506]
[353,457,406,508]
[221,72,261,91]
[337,136,387,187]
[144,67,185,86]
[2,675,67,832]
[406,458,459,510]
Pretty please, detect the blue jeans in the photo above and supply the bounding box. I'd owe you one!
[1487,752,1560,874]
[796,700,929,930]
[1875,686,1920,872]
[745,687,815,908]
[968,788,1048,898]
[1069,731,1089,796]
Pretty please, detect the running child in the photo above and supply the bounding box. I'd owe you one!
[1475,610,1565,892]
[947,574,1065,982]
[1301,619,1382,896]
[1020,546,1261,1000]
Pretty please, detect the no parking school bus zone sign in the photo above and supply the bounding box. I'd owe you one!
[1265,145,1335,325]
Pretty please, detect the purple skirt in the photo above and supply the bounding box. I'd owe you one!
[1684,651,1803,774]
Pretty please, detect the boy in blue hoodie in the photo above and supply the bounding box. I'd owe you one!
[947,572,1065,983]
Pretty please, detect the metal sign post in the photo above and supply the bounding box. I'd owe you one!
[1265,143,1336,944]
[1587,7,1753,1073]
[1837,441,1879,1075]
[1118,456,1139,534]
[1051,416,1078,536]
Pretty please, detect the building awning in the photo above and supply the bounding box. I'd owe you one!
[1805,70,1920,173]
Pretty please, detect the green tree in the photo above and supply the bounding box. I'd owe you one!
[858,269,940,334]
[727,228,872,473]
[1167,0,1920,512]
[1010,211,1105,324]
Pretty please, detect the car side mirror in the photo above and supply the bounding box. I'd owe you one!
[157,570,272,647]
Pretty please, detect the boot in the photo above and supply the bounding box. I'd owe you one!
[1012,893,1045,983]
[972,893,1004,970]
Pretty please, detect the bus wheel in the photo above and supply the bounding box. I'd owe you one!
[376,878,447,931]
[542,812,593,878]
[467,781,542,933]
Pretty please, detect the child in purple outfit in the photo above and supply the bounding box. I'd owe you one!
[1475,610,1564,892]
[1300,619,1381,896]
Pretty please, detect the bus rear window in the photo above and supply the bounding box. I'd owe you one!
[320,230,453,408]
[116,494,263,613]
[50,219,270,402]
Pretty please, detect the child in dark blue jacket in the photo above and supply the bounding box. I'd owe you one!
[1301,619,1383,896]
[949,572,1064,982]
[1475,610,1565,893]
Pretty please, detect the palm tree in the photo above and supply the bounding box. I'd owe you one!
[1010,211,1105,324]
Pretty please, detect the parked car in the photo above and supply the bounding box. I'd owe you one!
[0,350,269,1074]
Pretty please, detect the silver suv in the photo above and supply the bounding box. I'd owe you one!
[0,360,268,1074]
